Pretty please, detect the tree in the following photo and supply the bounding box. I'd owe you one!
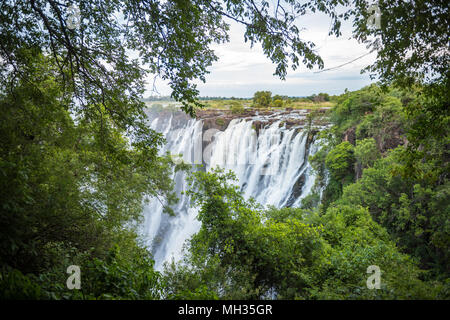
[0,0,339,119]
[348,0,449,160]
[1,1,447,166]
[325,141,355,182]
[253,91,272,107]
[272,99,284,108]
[1,0,448,300]
[318,93,330,102]
[272,94,285,108]
[354,138,380,169]
[310,84,449,282]
[338,149,450,279]
[0,53,173,298]
[2,0,448,121]
[2,1,343,298]
[352,0,449,88]
[308,93,330,103]
[272,94,284,101]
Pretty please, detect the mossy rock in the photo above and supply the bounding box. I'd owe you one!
[215,118,225,126]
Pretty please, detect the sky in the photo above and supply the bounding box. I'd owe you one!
[145,9,378,98]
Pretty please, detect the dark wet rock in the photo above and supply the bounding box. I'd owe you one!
[286,172,306,207]
[252,120,263,136]
[285,119,306,128]
[375,122,406,154]
[343,127,356,145]
[306,130,318,147]
[155,107,333,134]
[202,117,230,132]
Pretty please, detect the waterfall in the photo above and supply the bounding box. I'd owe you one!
[142,109,320,270]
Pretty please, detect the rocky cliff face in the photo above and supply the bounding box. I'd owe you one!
[145,107,329,168]
[146,107,330,131]
[196,107,329,133]
[145,107,329,208]
[144,107,328,268]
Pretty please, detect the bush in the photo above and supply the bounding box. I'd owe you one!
[0,267,44,299]
[355,138,380,168]
[230,101,244,114]
[162,169,444,300]
[325,141,355,181]
[307,93,330,103]
[272,99,283,108]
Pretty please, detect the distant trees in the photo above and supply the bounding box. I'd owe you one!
[272,94,284,101]
[272,94,285,108]
[251,91,335,108]
[307,93,330,103]
[272,99,284,108]
[253,91,272,107]
[252,92,288,108]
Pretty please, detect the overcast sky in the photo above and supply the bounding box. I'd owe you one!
[145,10,378,98]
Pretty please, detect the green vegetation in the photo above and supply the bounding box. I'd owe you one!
[146,103,181,113]
[215,118,226,126]
[288,100,335,110]
[0,54,177,299]
[354,138,380,170]
[251,91,335,109]
[155,96,335,112]
[161,83,449,299]
[253,91,272,108]
[229,101,245,114]
[307,93,330,103]
[325,141,355,182]
[308,84,449,283]
[0,0,448,300]
[272,99,284,108]
[162,167,446,299]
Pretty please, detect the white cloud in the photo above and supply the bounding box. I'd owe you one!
[145,10,377,98]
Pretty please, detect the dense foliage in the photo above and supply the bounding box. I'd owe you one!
[308,84,449,283]
[253,91,273,108]
[161,83,448,299]
[162,166,446,299]
[0,54,177,299]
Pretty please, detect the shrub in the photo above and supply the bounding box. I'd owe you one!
[325,141,355,181]
[272,99,283,108]
[355,138,380,168]
[230,101,244,114]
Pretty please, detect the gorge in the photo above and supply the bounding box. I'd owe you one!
[142,106,330,270]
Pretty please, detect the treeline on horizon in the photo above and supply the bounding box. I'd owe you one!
[144,92,335,103]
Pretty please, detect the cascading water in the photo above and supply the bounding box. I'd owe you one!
[142,108,322,270]
[208,119,317,207]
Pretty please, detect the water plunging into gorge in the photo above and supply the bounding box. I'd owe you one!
[142,107,326,270]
